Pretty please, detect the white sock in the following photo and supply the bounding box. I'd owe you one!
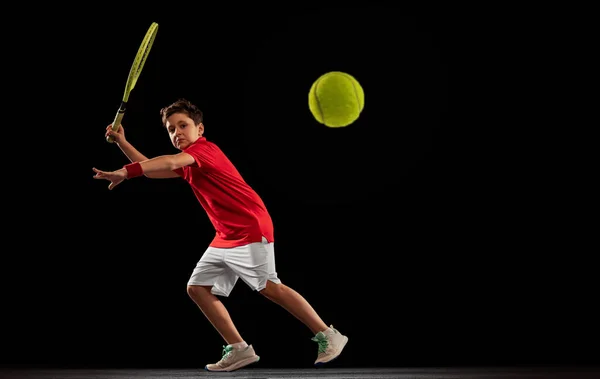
[231,341,248,350]
[324,327,336,335]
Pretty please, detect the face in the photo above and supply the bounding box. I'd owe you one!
[165,112,204,150]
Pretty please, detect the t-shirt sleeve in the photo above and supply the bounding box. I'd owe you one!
[182,142,215,171]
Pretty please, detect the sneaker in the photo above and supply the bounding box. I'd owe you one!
[205,344,260,372]
[312,325,349,365]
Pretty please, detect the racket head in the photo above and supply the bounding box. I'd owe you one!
[108,22,158,143]
[122,22,159,101]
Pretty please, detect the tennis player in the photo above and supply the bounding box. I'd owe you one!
[92,98,348,372]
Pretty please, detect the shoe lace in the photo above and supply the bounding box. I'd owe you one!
[311,333,328,354]
[219,345,234,363]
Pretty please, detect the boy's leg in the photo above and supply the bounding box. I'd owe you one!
[225,238,348,365]
[187,285,244,344]
[260,281,348,365]
[187,247,260,372]
[259,281,328,335]
[222,238,328,332]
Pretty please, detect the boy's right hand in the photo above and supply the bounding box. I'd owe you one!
[106,124,126,144]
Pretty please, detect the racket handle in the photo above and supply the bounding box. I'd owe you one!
[107,102,126,143]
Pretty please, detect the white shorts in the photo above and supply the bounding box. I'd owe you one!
[187,236,281,297]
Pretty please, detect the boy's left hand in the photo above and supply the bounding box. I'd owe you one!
[93,167,127,190]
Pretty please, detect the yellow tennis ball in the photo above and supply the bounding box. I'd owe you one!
[308,71,365,128]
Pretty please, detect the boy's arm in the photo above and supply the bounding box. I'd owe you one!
[122,153,196,179]
[117,140,180,179]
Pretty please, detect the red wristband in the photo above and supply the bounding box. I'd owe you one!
[124,162,143,179]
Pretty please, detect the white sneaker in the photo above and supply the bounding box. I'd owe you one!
[312,325,349,365]
[205,344,260,372]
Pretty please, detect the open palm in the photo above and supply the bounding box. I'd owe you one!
[93,167,126,190]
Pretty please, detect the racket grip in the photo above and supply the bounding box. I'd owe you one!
[107,102,127,143]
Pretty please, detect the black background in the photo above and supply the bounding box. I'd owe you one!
[1,7,597,370]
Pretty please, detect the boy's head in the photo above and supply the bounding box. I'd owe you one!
[159,98,205,150]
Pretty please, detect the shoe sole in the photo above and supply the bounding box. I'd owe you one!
[315,336,349,367]
[205,355,260,372]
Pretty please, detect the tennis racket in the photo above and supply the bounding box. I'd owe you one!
[107,22,159,143]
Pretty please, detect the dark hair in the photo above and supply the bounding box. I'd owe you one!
[159,98,203,126]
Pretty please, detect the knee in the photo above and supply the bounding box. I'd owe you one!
[187,284,211,299]
[259,280,284,299]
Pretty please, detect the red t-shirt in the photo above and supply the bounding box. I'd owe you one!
[174,137,274,248]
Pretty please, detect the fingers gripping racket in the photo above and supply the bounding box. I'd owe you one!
[107,22,159,143]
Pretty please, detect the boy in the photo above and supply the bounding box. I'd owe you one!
[92,98,348,372]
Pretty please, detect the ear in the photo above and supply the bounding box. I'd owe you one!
[197,122,204,135]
